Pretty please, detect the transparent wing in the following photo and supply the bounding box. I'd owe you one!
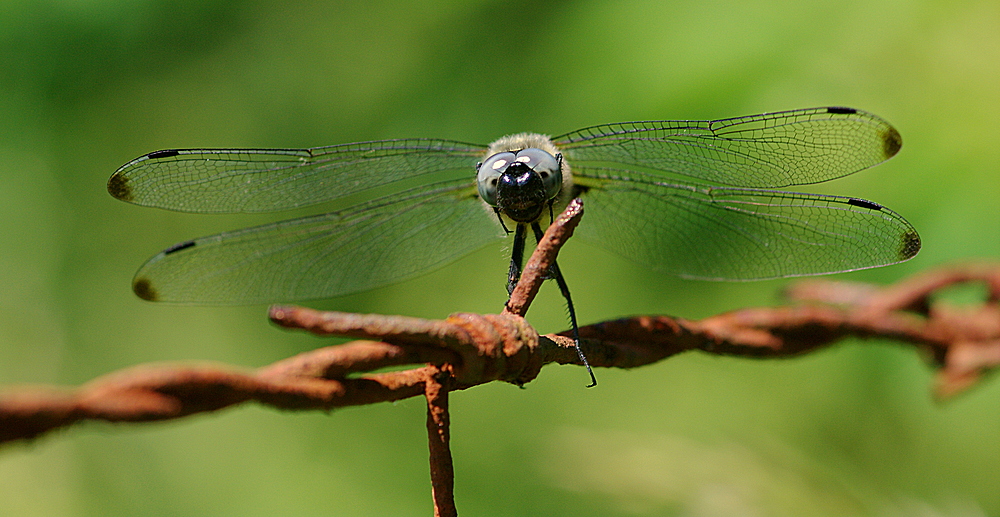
[109,139,487,213]
[572,168,920,280]
[555,107,902,188]
[131,179,504,304]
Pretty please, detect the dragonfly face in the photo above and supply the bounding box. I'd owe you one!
[109,107,920,306]
[477,146,564,225]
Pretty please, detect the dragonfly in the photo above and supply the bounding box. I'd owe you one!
[109,107,921,385]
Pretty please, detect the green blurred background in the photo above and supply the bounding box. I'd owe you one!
[1,0,998,515]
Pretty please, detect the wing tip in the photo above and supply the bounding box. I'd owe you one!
[132,277,159,301]
[880,125,903,160]
[899,229,922,261]
[107,172,133,202]
[824,107,902,160]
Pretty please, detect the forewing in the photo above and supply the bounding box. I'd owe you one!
[131,179,503,304]
[572,169,920,280]
[555,107,902,188]
[109,139,487,213]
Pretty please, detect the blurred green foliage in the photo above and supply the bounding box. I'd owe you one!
[1,0,998,515]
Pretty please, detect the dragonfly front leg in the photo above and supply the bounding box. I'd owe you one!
[529,222,596,387]
[506,223,527,295]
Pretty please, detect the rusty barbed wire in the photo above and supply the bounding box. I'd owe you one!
[3,261,999,445]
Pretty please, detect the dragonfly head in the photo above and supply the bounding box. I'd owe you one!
[477,147,563,223]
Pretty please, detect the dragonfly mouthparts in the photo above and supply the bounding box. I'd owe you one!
[496,166,548,223]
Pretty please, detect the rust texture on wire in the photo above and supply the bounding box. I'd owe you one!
[424,366,455,517]
[503,198,584,318]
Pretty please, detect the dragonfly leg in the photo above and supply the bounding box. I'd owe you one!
[530,222,597,387]
[506,223,527,295]
[494,207,512,234]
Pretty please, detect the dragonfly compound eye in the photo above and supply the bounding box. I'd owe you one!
[477,151,516,206]
[512,148,563,201]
